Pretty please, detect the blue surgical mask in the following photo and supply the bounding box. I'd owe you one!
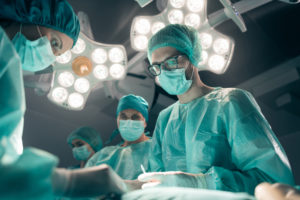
[119,120,144,142]
[12,29,56,72]
[72,145,91,161]
[158,68,193,95]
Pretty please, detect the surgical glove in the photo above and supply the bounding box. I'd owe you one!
[138,171,206,189]
[52,164,127,198]
[255,182,300,200]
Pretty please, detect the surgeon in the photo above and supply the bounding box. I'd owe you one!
[86,94,152,180]
[67,126,103,169]
[0,0,79,199]
[138,24,295,195]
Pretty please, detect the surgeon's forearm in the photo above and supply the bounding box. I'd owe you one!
[52,164,127,198]
[204,166,274,195]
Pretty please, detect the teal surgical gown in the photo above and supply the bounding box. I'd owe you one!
[86,139,152,180]
[149,87,294,194]
[0,26,58,199]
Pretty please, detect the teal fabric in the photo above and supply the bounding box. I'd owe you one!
[122,187,255,200]
[0,26,25,164]
[85,139,152,180]
[0,0,80,45]
[67,127,103,152]
[147,24,201,67]
[158,68,192,95]
[0,26,59,199]
[0,148,58,199]
[119,120,145,142]
[116,94,149,122]
[149,87,294,194]
[72,145,91,161]
[12,32,56,72]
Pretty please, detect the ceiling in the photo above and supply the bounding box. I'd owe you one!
[22,0,300,183]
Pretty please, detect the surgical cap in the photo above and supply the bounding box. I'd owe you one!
[116,94,149,122]
[0,0,80,46]
[147,24,202,67]
[67,127,103,152]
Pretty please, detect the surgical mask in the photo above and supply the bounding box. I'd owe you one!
[158,68,193,95]
[119,120,144,141]
[12,25,56,72]
[72,145,91,161]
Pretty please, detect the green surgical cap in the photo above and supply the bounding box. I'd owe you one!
[148,24,202,67]
[116,94,149,122]
[0,0,80,46]
[67,127,103,152]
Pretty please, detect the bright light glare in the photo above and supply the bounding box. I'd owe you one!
[92,48,107,64]
[134,18,151,34]
[71,38,86,54]
[133,35,148,50]
[110,64,125,79]
[52,87,68,103]
[93,65,108,80]
[168,9,184,24]
[199,33,213,49]
[170,0,185,8]
[68,93,84,108]
[74,78,90,93]
[58,71,75,87]
[213,38,230,54]
[208,55,226,73]
[109,48,124,63]
[198,51,208,65]
[184,13,200,28]
[151,22,165,34]
[56,50,72,64]
[187,0,204,12]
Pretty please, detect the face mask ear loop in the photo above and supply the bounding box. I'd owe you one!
[187,63,194,81]
[36,25,43,38]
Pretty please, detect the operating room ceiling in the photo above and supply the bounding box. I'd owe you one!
[23,0,300,182]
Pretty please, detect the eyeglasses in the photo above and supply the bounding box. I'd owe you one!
[148,55,187,76]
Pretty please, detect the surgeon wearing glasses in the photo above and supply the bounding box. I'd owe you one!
[138,24,295,195]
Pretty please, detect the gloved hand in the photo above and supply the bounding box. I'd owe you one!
[255,182,300,200]
[138,171,207,189]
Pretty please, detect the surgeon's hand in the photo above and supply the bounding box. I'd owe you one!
[138,171,206,189]
[255,182,300,200]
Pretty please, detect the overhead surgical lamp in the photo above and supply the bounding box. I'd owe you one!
[47,32,128,110]
[130,0,250,74]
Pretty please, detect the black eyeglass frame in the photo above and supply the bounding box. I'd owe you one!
[148,55,187,76]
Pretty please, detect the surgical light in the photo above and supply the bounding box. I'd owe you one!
[151,22,165,34]
[168,9,184,24]
[110,64,125,79]
[74,78,90,93]
[58,71,75,87]
[134,18,151,34]
[199,33,213,49]
[71,38,86,54]
[52,87,68,103]
[93,65,109,80]
[184,13,200,28]
[187,0,204,12]
[208,55,226,73]
[133,35,149,50]
[170,0,185,8]
[68,93,84,109]
[92,48,107,64]
[130,0,234,75]
[213,38,230,54]
[56,50,72,64]
[109,47,125,63]
[48,32,128,110]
